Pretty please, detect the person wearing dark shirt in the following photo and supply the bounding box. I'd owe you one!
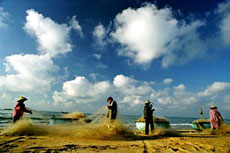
[144,100,155,134]
[106,97,117,120]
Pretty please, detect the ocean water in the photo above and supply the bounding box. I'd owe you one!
[0,109,229,130]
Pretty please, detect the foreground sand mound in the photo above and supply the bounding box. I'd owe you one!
[153,128,181,137]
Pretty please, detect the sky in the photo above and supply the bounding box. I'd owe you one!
[0,0,230,118]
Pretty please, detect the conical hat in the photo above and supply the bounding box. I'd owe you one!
[210,105,217,109]
[17,96,28,102]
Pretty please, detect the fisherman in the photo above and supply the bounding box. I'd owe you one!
[13,96,32,123]
[144,100,155,135]
[106,97,117,121]
[209,105,223,129]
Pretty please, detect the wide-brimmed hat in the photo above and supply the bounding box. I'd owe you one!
[145,100,151,104]
[210,105,217,109]
[17,96,28,102]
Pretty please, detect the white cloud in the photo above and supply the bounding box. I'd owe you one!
[95,62,108,69]
[92,53,101,60]
[93,24,108,47]
[163,78,173,84]
[69,15,83,36]
[0,54,58,93]
[220,16,230,46]
[174,84,185,91]
[52,73,230,116]
[24,9,81,57]
[199,82,230,97]
[217,1,230,46]
[217,0,230,16]
[89,73,97,80]
[53,76,111,104]
[0,7,9,28]
[89,73,104,80]
[111,4,205,67]
[113,74,154,105]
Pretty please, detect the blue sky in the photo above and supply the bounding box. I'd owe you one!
[0,0,230,118]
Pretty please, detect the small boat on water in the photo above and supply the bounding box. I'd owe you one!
[191,119,211,131]
[136,116,170,131]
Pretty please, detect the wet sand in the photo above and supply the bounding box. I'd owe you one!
[1,129,230,153]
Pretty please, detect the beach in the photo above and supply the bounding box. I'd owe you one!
[1,130,230,153]
[1,110,230,152]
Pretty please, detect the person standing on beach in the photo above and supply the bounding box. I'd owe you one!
[200,107,204,118]
[144,100,155,134]
[106,97,117,121]
[13,96,32,123]
[209,105,223,129]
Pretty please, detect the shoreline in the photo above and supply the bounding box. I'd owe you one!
[1,129,230,153]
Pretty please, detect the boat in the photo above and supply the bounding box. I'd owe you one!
[191,119,211,131]
[49,112,91,125]
[136,116,170,131]
[49,117,91,125]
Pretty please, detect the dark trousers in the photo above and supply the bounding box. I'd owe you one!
[13,116,20,123]
[145,117,154,134]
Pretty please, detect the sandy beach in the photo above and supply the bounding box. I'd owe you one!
[1,128,230,153]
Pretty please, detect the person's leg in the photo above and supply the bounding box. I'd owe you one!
[150,118,154,133]
[13,116,19,123]
[145,118,149,134]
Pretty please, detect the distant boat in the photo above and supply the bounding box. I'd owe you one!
[191,119,211,131]
[60,111,69,114]
[3,108,13,111]
[136,116,170,131]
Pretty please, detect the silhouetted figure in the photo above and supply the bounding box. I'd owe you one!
[200,107,204,118]
[106,97,117,121]
[144,100,155,134]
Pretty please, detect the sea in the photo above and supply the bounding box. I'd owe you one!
[1,108,229,130]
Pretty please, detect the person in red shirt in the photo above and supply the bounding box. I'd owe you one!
[13,96,32,122]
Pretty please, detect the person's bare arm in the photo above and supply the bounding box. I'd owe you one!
[24,107,32,114]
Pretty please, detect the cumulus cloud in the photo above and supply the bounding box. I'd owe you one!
[113,75,153,95]
[163,78,173,84]
[24,9,82,57]
[0,54,58,93]
[53,76,111,105]
[0,7,9,28]
[111,4,205,67]
[93,24,109,47]
[113,74,154,105]
[217,0,230,46]
[199,82,230,97]
[52,73,230,116]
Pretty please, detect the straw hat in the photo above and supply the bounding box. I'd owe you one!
[210,105,217,109]
[17,96,28,102]
[145,100,151,104]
